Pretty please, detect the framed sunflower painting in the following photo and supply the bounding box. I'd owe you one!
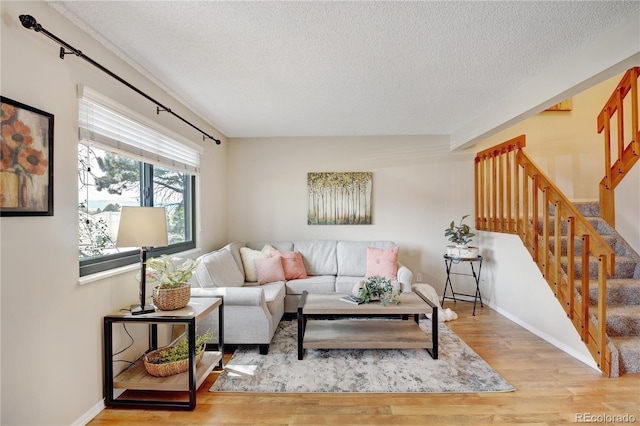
[1,97,54,216]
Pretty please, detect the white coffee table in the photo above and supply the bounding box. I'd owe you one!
[297,291,438,360]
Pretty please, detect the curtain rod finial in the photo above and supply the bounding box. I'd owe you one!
[19,14,40,31]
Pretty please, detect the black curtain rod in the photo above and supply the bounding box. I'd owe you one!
[19,14,221,145]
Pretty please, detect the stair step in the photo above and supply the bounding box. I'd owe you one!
[561,255,638,279]
[539,217,614,236]
[609,336,640,375]
[549,235,618,256]
[578,278,640,306]
[602,305,640,337]
[571,200,600,218]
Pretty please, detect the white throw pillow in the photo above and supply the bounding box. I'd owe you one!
[240,244,276,282]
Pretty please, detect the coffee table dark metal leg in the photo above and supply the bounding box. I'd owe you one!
[297,291,308,360]
[414,290,438,359]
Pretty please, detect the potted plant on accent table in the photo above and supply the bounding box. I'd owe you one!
[444,215,479,259]
[146,255,200,311]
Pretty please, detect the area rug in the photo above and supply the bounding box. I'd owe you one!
[210,319,515,393]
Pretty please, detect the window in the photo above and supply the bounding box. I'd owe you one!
[78,86,201,276]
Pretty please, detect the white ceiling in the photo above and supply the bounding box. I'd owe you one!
[49,1,639,142]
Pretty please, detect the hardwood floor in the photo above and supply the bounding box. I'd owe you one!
[89,302,640,425]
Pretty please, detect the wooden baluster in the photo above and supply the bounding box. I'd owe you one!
[553,202,562,301]
[581,235,590,343]
[597,254,608,372]
[506,147,513,233]
[532,175,539,264]
[567,216,576,320]
[616,87,624,167]
[515,155,521,238]
[542,188,550,279]
[631,68,639,155]
[498,150,504,232]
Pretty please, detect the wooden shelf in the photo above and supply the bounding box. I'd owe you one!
[114,351,222,392]
[304,320,429,349]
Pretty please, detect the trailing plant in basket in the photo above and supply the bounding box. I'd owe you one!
[147,328,215,365]
[146,255,200,289]
[444,214,475,246]
[358,275,402,306]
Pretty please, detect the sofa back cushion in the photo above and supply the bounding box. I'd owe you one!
[246,241,294,252]
[293,240,337,276]
[337,241,396,277]
[193,248,244,288]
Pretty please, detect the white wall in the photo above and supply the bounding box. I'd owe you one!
[0,2,228,425]
[228,135,478,293]
[616,164,640,253]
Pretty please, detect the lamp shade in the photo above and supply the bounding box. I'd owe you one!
[116,206,169,248]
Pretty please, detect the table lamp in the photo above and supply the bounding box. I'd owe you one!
[116,206,168,315]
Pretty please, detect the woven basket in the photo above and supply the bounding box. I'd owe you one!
[152,284,190,311]
[143,344,205,377]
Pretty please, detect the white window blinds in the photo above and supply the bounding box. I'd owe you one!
[77,85,203,174]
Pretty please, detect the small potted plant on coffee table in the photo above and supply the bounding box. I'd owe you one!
[354,275,402,306]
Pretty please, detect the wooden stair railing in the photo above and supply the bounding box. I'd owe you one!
[475,135,616,376]
[598,66,640,227]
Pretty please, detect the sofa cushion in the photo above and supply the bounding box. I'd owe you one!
[273,250,308,280]
[246,241,294,252]
[294,240,337,275]
[255,255,286,285]
[239,245,275,282]
[335,276,362,293]
[193,249,244,288]
[285,276,336,295]
[366,246,399,280]
[336,241,396,276]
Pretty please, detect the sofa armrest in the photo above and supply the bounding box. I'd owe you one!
[397,263,413,292]
[191,286,265,307]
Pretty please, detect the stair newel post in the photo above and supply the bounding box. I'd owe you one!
[597,255,608,375]
[581,234,591,343]
[566,217,576,320]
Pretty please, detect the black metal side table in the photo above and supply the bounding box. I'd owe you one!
[103,297,223,410]
[442,254,484,315]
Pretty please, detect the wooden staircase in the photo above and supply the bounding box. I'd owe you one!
[474,68,640,377]
[550,201,640,377]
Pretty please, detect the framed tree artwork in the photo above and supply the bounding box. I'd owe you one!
[308,172,372,225]
[1,96,54,216]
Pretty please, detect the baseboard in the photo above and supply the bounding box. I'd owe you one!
[72,399,104,426]
[485,301,600,372]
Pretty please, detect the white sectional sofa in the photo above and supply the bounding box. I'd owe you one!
[189,240,413,354]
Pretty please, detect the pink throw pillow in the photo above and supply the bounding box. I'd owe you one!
[365,246,399,281]
[254,256,285,285]
[273,250,308,280]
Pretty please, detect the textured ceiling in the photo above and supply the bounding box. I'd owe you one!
[49,1,639,140]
